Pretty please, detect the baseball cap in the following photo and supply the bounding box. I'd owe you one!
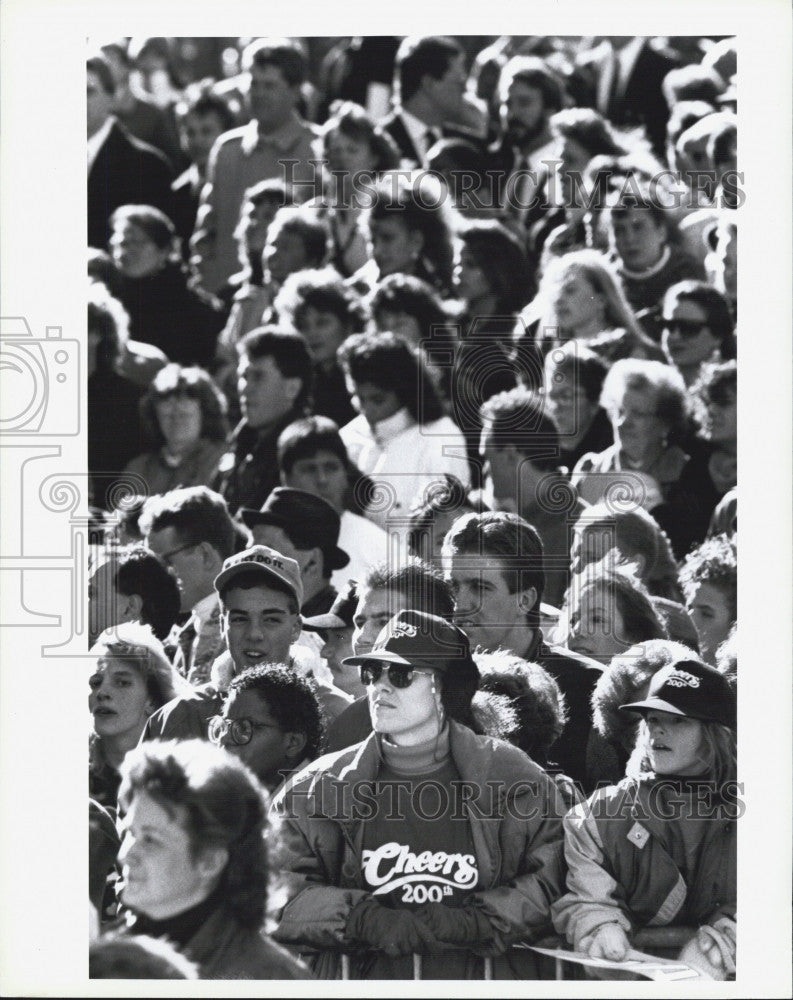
[239,488,350,571]
[343,609,474,674]
[214,544,303,607]
[621,657,736,730]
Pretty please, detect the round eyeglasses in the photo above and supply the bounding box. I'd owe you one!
[208,715,282,746]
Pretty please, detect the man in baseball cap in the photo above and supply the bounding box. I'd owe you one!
[239,488,349,617]
[621,656,736,730]
[144,544,351,741]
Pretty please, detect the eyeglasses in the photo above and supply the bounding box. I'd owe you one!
[359,662,435,689]
[157,542,198,567]
[208,716,282,746]
[662,318,710,339]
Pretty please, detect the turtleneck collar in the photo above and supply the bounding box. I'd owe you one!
[371,406,414,446]
[378,724,450,775]
[127,884,223,950]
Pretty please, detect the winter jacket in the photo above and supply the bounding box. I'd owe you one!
[271,720,566,977]
[552,775,737,950]
[183,905,309,979]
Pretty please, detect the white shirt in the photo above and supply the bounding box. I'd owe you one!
[340,407,471,542]
[87,115,115,173]
[192,590,219,628]
[332,511,391,592]
[399,108,438,166]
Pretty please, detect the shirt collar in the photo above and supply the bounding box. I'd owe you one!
[192,590,219,627]
[372,406,414,445]
[87,115,116,171]
[240,113,311,155]
[399,107,435,160]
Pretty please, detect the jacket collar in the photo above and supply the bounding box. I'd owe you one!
[240,113,312,155]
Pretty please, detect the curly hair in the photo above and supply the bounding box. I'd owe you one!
[318,100,401,173]
[338,330,445,424]
[119,740,269,927]
[600,358,690,445]
[274,266,367,335]
[228,663,325,761]
[573,503,683,603]
[562,560,668,651]
[475,651,567,762]
[679,533,737,621]
[138,363,229,450]
[663,280,736,360]
[367,172,458,293]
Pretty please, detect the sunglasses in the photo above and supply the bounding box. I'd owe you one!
[208,715,282,746]
[662,318,710,339]
[359,662,435,689]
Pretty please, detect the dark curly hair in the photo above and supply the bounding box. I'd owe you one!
[119,740,269,927]
[338,330,445,424]
[476,652,567,763]
[229,663,326,761]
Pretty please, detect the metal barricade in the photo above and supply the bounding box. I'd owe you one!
[334,928,696,980]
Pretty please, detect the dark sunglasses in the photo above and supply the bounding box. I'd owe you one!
[662,318,710,339]
[359,662,434,689]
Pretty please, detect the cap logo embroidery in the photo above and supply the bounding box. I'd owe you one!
[666,670,700,688]
[390,621,418,639]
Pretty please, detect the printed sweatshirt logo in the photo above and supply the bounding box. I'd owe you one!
[362,842,478,895]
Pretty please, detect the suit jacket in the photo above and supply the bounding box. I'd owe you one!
[382,111,485,168]
[87,120,176,248]
[576,41,679,156]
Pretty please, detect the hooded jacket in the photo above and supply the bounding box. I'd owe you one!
[271,720,566,977]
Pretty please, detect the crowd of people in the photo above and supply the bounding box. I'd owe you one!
[86,33,739,981]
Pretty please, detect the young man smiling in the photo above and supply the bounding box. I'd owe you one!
[143,545,303,742]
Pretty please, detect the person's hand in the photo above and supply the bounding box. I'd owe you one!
[582,922,630,961]
[681,916,736,978]
[416,902,494,946]
[345,899,435,957]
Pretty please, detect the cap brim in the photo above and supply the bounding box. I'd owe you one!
[620,696,689,717]
[342,649,415,669]
[302,612,348,631]
[327,546,350,570]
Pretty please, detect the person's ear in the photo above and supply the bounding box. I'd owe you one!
[143,697,156,717]
[122,592,143,622]
[196,846,229,883]
[283,375,303,406]
[301,546,323,581]
[517,586,538,615]
[291,614,303,644]
[407,228,425,261]
[282,730,307,762]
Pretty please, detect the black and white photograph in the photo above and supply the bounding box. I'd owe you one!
[0,2,791,995]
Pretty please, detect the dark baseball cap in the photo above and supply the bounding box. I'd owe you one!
[239,487,349,571]
[621,657,736,730]
[343,609,474,675]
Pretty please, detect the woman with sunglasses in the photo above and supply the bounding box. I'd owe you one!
[271,609,566,980]
[661,281,736,388]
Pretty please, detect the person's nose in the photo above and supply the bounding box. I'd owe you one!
[246,618,265,642]
[118,831,136,867]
